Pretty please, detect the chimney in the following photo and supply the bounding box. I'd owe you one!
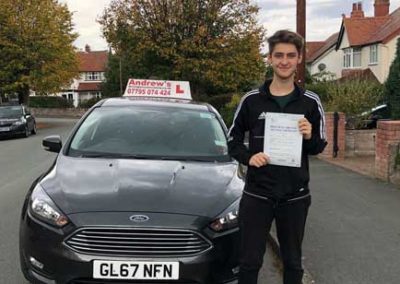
[351,2,365,18]
[85,44,91,53]
[374,0,390,17]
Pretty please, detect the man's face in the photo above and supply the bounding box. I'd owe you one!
[268,43,302,80]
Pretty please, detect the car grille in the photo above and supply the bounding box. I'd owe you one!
[65,228,212,257]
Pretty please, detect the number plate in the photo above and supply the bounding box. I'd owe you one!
[93,260,179,280]
[0,127,10,132]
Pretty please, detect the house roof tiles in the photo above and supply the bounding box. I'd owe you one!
[77,51,108,72]
[306,33,339,63]
[77,82,101,92]
[306,42,325,61]
[339,6,400,48]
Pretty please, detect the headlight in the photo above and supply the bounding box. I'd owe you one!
[209,198,240,232]
[13,119,25,126]
[29,184,69,227]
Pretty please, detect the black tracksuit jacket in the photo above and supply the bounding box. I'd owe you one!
[228,80,328,200]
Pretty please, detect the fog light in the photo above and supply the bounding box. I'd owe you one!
[29,256,44,270]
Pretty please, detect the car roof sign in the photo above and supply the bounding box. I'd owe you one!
[123,79,192,100]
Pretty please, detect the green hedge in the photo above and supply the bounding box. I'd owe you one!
[29,96,73,108]
[220,94,242,128]
[79,97,102,108]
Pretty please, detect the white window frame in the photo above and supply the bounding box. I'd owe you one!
[343,48,352,68]
[369,44,378,64]
[85,72,100,81]
[343,47,362,68]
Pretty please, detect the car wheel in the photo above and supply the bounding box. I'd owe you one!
[31,123,37,135]
[24,126,30,138]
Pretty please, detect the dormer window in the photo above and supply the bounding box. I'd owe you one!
[343,47,361,68]
[85,72,103,81]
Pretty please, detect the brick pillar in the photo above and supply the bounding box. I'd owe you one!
[320,112,346,159]
[375,120,400,181]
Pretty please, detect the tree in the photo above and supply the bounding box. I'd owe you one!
[385,38,400,119]
[325,79,384,118]
[0,0,78,104]
[99,0,266,100]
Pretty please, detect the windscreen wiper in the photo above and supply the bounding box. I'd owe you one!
[159,156,217,162]
[79,153,154,159]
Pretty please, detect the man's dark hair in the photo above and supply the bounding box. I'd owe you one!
[267,30,304,54]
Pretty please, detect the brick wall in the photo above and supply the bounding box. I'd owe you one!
[345,129,376,157]
[320,112,346,159]
[375,120,400,181]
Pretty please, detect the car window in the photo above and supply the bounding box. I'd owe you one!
[372,106,389,118]
[0,106,23,118]
[68,106,230,162]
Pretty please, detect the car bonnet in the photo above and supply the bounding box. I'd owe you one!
[39,155,242,218]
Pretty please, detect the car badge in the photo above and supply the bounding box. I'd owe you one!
[129,215,150,222]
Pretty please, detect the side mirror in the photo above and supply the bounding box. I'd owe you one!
[238,164,248,180]
[42,135,62,153]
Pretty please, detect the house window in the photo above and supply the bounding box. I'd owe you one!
[370,45,378,64]
[343,48,362,68]
[85,72,100,81]
[68,93,73,100]
[343,49,352,68]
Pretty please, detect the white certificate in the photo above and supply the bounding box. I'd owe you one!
[263,113,304,167]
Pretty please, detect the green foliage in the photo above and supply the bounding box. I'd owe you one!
[0,0,78,104]
[101,52,128,97]
[325,79,384,117]
[220,93,242,127]
[204,94,233,111]
[305,81,332,106]
[29,96,73,108]
[79,97,103,108]
[99,0,266,100]
[265,65,274,80]
[385,38,400,119]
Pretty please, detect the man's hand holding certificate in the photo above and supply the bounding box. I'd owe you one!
[263,113,309,168]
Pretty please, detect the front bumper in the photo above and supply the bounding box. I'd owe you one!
[20,212,239,284]
[0,124,26,136]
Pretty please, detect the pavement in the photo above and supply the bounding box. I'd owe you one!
[268,154,400,284]
[318,155,376,178]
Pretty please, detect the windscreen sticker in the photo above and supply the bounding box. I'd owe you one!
[200,113,213,119]
[214,140,226,146]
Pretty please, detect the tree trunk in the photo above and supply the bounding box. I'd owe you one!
[18,84,30,105]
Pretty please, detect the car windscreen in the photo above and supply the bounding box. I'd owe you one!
[67,106,230,162]
[0,106,23,118]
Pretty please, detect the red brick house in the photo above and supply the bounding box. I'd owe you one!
[60,45,108,107]
[307,0,400,83]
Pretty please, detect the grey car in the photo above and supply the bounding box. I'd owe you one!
[0,104,37,137]
[19,97,243,284]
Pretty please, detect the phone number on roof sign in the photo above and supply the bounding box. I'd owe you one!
[126,88,171,96]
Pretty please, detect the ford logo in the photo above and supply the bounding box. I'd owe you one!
[129,215,150,222]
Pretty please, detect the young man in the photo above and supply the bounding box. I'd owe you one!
[228,30,327,284]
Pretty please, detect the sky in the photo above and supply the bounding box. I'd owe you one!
[60,0,400,51]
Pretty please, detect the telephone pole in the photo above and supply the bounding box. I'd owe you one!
[297,0,306,88]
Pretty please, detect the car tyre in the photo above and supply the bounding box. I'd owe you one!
[24,126,30,138]
[31,123,37,135]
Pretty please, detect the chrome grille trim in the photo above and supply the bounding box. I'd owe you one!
[64,227,212,257]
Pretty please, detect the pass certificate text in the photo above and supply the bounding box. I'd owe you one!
[263,113,304,167]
